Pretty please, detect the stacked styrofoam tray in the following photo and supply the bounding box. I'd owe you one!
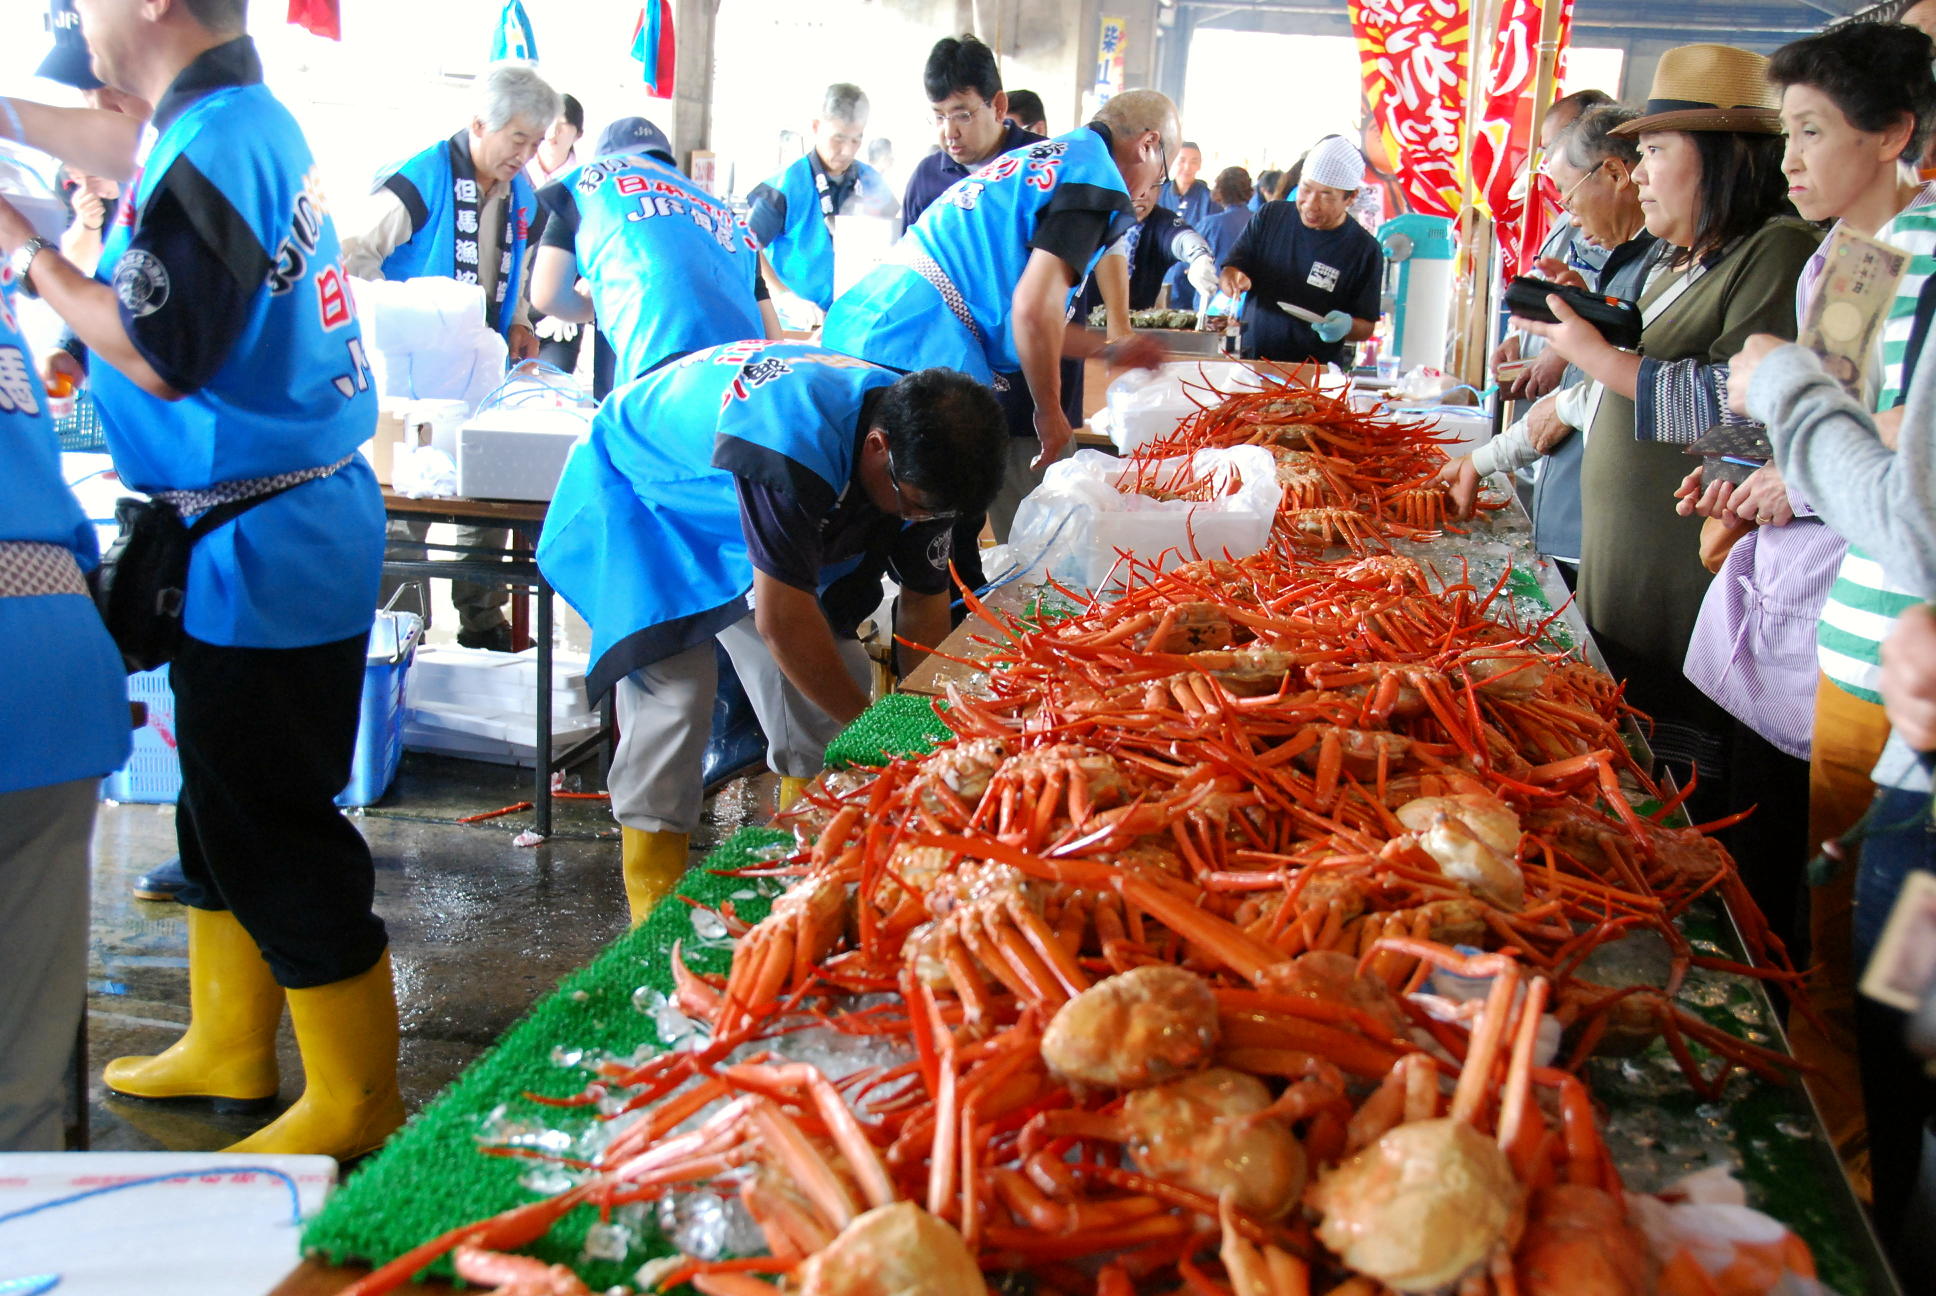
[403,646,601,766]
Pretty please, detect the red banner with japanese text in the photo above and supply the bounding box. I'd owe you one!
[1349,0,1474,219]
[1470,0,1575,275]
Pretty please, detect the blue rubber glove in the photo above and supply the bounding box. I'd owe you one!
[1316,309,1353,344]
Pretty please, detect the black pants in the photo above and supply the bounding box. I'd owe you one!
[171,633,387,989]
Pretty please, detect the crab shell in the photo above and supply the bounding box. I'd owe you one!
[1041,964,1220,1089]
[1394,794,1526,910]
[1307,1117,1523,1292]
[797,1201,986,1296]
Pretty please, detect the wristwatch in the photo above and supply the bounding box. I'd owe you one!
[9,237,50,298]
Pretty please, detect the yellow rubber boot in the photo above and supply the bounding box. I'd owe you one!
[777,776,811,811]
[225,950,404,1160]
[104,907,283,1112]
[622,827,690,926]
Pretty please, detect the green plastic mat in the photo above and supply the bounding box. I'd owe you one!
[821,692,952,770]
[301,825,792,1285]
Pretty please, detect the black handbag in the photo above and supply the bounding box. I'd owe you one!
[93,486,299,673]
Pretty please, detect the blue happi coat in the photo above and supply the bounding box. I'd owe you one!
[549,151,763,385]
[0,285,129,795]
[757,151,892,310]
[537,341,901,700]
[821,126,1130,380]
[376,132,536,338]
[93,76,382,649]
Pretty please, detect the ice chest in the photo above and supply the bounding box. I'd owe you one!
[102,608,425,808]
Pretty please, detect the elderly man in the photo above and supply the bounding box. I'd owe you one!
[345,62,560,652]
[1438,104,1658,575]
[1490,88,1615,402]
[538,348,1007,923]
[1218,135,1383,366]
[1158,140,1220,309]
[824,88,1175,471]
[746,83,899,316]
[530,117,773,390]
[0,0,395,1159]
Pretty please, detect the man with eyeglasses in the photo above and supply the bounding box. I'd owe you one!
[1490,88,1614,404]
[1440,103,1658,579]
[537,343,1007,924]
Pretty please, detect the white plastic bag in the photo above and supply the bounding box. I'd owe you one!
[1002,446,1284,591]
[349,276,507,405]
[1105,362,1273,454]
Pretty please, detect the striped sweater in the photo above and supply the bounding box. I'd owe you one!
[1817,184,1936,702]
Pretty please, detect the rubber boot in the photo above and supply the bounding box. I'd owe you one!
[225,950,404,1160]
[622,827,689,926]
[777,776,810,811]
[104,907,283,1112]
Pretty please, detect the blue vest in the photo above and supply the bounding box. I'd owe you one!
[760,153,891,310]
[376,133,536,338]
[822,126,1130,380]
[0,287,132,794]
[95,82,383,649]
[538,341,900,699]
[559,152,764,384]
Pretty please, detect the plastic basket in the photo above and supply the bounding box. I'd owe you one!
[53,392,106,453]
[101,607,424,808]
[337,605,424,807]
[101,667,182,804]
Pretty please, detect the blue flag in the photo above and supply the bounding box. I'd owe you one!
[490,0,537,61]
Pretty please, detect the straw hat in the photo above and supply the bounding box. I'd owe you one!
[1610,44,1781,136]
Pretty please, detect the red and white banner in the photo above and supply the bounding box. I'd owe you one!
[1349,0,1474,219]
[1471,0,1575,274]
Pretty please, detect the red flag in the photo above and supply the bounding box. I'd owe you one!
[631,1,677,99]
[1471,0,1576,275]
[288,0,341,40]
[1348,0,1474,219]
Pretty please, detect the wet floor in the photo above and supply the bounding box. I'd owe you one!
[82,749,779,1153]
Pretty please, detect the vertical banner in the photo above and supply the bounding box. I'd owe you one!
[1470,0,1574,275]
[1095,15,1128,103]
[1349,0,1474,219]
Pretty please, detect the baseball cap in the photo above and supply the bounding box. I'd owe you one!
[593,116,674,163]
[38,0,105,92]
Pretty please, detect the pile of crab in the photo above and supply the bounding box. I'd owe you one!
[1130,380,1508,546]
[344,548,1818,1296]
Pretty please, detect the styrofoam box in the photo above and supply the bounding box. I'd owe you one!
[455,406,592,501]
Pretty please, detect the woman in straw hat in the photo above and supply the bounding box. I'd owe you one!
[1514,43,1820,827]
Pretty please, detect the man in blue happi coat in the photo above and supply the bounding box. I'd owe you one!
[529,116,775,391]
[746,82,899,319]
[344,62,560,651]
[538,344,1006,923]
[0,0,396,1161]
[822,86,1179,473]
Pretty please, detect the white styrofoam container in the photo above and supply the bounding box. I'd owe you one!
[455,406,592,501]
[1007,446,1285,591]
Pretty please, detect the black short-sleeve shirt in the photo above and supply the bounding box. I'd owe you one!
[1224,202,1383,365]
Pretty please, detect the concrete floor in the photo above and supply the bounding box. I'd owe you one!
[82,750,779,1153]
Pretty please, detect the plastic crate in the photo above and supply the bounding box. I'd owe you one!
[53,392,107,453]
[101,609,424,808]
[102,667,182,804]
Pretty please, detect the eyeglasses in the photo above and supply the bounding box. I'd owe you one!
[931,103,988,130]
[1555,159,1605,211]
[884,447,957,521]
